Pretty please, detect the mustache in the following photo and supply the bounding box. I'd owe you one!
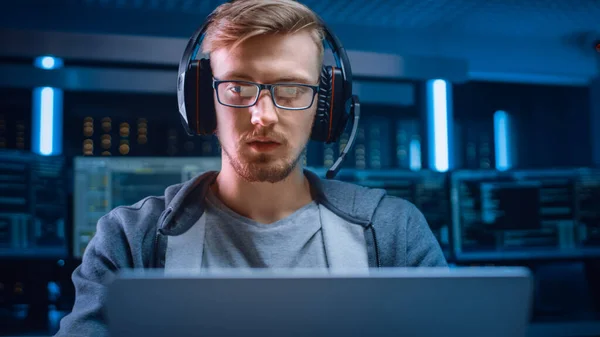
[241,129,287,144]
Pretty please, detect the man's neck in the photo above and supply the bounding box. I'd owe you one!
[211,163,314,224]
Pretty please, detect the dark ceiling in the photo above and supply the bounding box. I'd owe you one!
[1,0,599,85]
[2,0,599,40]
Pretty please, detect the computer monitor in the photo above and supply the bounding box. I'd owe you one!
[575,168,600,251]
[0,150,68,258]
[450,169,600,261]
[73,156,221,258]
[351,170,451,259]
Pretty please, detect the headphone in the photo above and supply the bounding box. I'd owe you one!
[176,3,360,179]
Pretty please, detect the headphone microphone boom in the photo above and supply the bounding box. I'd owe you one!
[326,97,360,179]
[176,12,360,180]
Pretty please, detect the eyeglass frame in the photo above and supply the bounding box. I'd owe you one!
[212,78,320,111]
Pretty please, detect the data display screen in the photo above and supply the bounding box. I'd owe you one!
[73,157,221,257]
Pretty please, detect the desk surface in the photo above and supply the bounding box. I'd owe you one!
[6,321,600,337]
[527,321,600,337]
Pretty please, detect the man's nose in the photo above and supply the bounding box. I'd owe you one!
[250,92,279,127]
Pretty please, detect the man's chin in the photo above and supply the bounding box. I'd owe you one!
[235,157,299,183]
[244,153,274,165]
[243,165,291,183]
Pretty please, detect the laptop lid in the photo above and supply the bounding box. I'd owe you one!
[106,267,533,337]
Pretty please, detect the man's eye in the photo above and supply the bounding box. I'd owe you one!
[281,87,297,96]
[228,85,255,97]
[229,86,242,93]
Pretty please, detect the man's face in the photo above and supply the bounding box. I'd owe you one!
[210,31,320,183]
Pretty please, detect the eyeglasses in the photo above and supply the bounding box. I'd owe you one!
[212,78,319,110]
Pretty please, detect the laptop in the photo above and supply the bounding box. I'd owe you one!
[106,267,533,337]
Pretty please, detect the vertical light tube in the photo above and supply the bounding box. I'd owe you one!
[494,110,511,171]
[409,138,422,171]
[32,56,63,156]
[427,79,451,172]
[40,87,55,155]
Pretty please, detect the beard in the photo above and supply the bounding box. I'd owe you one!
[219,133,307,184]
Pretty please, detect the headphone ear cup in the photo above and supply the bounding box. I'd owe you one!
[198,59,217,135]
[183,58,216,135]
[311,65,348,143]
[311,66,333,143]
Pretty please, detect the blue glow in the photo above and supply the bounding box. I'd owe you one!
[427,79,449,172]
[32,87,63,156]
[34,56,63,70]
[32,56,63,155]
[409,138,422,171]
[494,110,511,171]
[469,71,589,86]
[40,88,54,155]
[42,57,55,69]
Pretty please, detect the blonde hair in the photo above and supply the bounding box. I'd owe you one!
[201,0,325,64]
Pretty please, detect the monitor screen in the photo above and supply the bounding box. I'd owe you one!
[451,169,599,261]
[351,170,451,258]
[575,168,600,250]
[73,157,221,257]
[0,150,68,258]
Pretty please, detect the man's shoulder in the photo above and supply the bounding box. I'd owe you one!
[372,195,448,266]
[372,195,420,223]
[318,174,427,230]
[317,177,446,266]
[369,194,433,245]
[317,176,417,224]
[109,195,166,224]
[316,177,386,221]
[103,178,197,234]
[91,195,166,260]
[86,180,193,269]
[95,179,190,240]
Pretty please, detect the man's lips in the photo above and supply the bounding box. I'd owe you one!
[246,137,281,144]
[246,138,282,151]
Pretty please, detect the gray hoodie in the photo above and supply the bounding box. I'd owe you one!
[55,169,447,337]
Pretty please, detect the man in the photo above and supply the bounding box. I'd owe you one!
[56,0,447,335]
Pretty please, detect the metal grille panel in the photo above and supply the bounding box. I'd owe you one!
[68,0,600,38]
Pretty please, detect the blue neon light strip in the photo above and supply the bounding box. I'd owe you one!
[40,87,54,155]
[494,110,511,171]
[32,56,63,156]
[428,79,449,172]
[409,138,422,171]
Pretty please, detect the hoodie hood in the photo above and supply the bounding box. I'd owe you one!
[157,169,387,237]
